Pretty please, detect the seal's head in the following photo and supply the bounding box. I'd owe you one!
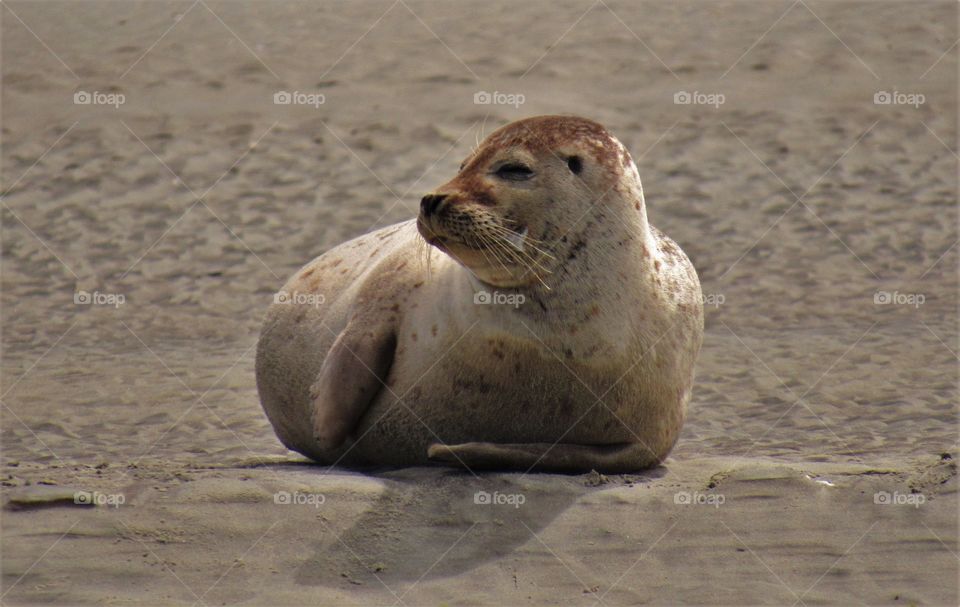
[417,115,646,288]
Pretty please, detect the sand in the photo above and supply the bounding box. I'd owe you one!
[1,0,957,604]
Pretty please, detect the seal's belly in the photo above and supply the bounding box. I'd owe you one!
[350,338,645,464]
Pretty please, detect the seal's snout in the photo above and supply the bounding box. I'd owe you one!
[420,193,448,217]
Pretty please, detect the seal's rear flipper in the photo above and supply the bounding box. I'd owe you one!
[310,322,395,450]
[427,441,658,474]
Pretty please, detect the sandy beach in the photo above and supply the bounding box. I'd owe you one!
[2,1,957,604]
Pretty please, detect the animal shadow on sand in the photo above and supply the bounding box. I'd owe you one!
[288,463,666,589]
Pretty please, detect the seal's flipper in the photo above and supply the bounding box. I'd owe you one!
[310,323,395,449]
[427,441,658,474]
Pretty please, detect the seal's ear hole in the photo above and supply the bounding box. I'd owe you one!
[567,156,583,175]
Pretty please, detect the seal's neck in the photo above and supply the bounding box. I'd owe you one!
[533,173,654,295]
[533,211,652,307]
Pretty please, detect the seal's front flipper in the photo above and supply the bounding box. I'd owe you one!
[427,441,657,474]
[310,323,395,450]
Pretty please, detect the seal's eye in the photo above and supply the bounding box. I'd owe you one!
[494,163,534,181]
[567,156,583,174]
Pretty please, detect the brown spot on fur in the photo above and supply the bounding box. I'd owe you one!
[331,258,343,268]
[653,226,682,259]
[454,377,492,394]
[301,268,315,278]
[377,228,401,241]
[635,201,641,210]
[395,260,408,271]
[412,281,424,288]
[566,239,587,261]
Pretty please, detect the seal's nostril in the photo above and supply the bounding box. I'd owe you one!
[420,193,447,217]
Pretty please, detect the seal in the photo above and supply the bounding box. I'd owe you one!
[255,115,703,473]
